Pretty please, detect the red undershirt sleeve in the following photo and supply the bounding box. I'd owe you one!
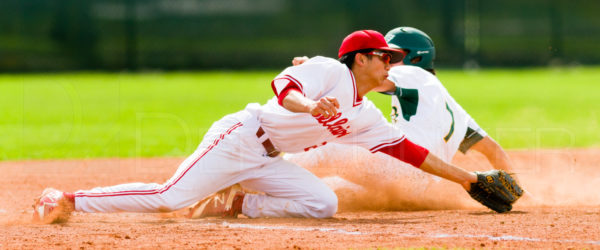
[374,138,429,168]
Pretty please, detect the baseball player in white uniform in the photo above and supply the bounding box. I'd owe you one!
[382,27,511,167]
[286,27,520,202]
[34,30,483,223]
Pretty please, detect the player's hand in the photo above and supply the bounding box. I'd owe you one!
[292,56,309,66]
[309,96,340,118]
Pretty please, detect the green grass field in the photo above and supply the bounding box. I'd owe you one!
[1,67,599,160]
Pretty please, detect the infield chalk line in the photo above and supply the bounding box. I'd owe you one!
[217,222,600,245]
[221,222,363,235]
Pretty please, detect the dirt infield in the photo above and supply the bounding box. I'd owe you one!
[1,149,599,248]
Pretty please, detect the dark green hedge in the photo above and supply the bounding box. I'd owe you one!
[1,0,598,71]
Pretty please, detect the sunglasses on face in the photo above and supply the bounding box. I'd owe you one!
[366,51,392,64]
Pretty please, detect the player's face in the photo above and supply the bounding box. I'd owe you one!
[367,51,392,64]
[364,50,392,84]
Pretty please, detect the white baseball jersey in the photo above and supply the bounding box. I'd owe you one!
[262,56,409,155]
[387,65,486,162]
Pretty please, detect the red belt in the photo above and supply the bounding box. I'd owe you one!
[256,127,281,157]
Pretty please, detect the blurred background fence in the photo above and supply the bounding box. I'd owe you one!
[1,0,599,71]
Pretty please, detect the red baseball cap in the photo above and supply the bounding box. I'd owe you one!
[338,30,405,63]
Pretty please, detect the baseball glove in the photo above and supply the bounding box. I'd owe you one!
[467,170,523,213]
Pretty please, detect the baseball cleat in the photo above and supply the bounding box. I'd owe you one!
[32,188,73,224]
[188,184,245,219]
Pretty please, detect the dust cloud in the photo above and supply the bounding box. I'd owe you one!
[286,144,600,212]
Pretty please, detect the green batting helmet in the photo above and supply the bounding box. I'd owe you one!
[384,27,435,70]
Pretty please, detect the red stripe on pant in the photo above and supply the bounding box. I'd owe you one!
[74,122,243,198]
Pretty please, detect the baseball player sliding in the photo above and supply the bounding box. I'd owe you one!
[288,27,525,211]
[382,27,515,171]
[34,30,520,223]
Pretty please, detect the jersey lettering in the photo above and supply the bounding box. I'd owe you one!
[303,145,318,152]
[303,141,328,152]
[391,106,400,123]
[315,113,350,138]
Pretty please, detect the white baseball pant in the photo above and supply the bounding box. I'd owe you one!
[74,108,338,218]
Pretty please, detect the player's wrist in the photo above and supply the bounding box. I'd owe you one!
[306,101,318,115]
[462,181,472,191]
[468,172,477,183]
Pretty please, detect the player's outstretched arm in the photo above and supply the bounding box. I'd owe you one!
[470,136,538,201]
[470,136,515,175]
[419,153,477,191]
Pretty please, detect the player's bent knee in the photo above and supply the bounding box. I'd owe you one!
[319,199,338,218]
[312,190,338,218]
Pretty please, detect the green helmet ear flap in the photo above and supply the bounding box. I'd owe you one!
[385,27,436,70]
